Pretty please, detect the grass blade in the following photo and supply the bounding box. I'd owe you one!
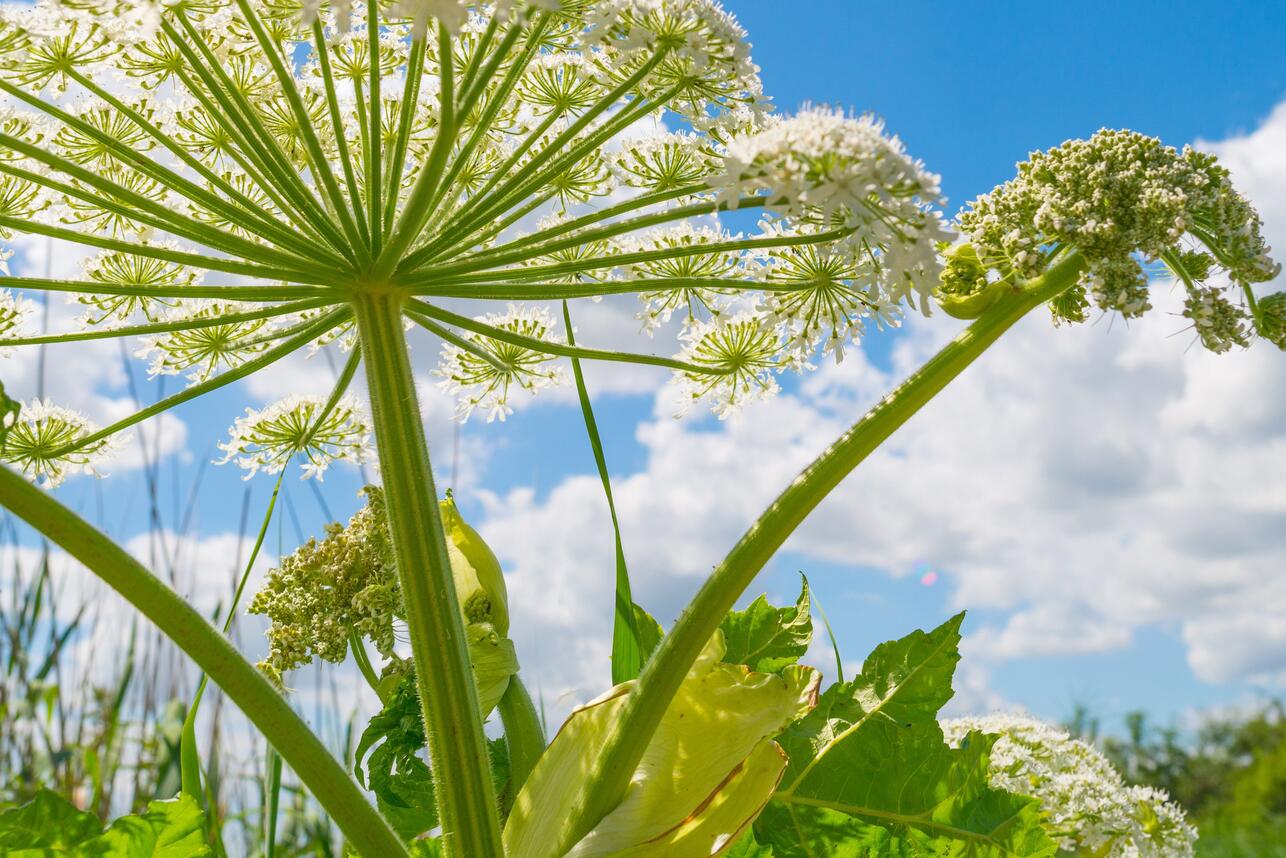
[561,301,642,684]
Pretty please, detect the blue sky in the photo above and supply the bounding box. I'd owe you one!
[8,1,1286,736]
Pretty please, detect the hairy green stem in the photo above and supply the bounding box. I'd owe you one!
[0,466,407,857]
[554,252,1089,851]
[351,292,503,857]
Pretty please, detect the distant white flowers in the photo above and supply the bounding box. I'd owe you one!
[943,714,1197,858]
[434,305,566,422]
[218,395,372,480]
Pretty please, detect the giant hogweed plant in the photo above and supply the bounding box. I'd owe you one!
[0,0,1279,854]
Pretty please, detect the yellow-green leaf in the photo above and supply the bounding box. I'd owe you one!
[504,631,819,858]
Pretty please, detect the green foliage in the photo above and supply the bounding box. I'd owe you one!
[758,614,1056,857]
[720,575,812,675]
[0,789,208,856]
[354,676,438,842]
[1075,702,1286,857]
[632,603,664,665]
[0,790,101,850]
[0,379,18,443]
[354,674,516,843]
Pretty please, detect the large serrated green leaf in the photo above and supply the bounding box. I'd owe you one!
[86,794,210,857]
[720,575,812,676]
[0,790,101,852]
[354,674,439,841]
[0,790,210,857]
[761,614,1056,857]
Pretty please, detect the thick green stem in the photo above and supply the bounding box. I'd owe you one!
[0,465,406,857]
[351,292,504,857]
[554,253,1089,852]
[497,676,545,812]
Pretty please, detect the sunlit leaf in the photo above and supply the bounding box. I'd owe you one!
[0,790,209,857]
[504,631,819,858]
[720,575,812,675]
[0,790,101,852]
[757,614,1056,857]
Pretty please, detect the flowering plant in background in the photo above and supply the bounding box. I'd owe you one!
[943,714,1197,857]
[0,0,1279,855]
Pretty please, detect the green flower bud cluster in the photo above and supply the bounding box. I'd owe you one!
[1254,292,1286,350]
[941,130,1279,352]
[249,486,514,704]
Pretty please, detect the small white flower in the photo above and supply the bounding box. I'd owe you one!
[217,395,372,480]
[0,289,35,356]
[672,311,781,418]
[434,305,566,423]
[0,399,121,488]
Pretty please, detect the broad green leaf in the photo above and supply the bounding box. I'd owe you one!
[354,675,439,841]
[759,614,1056,857]
[720,575,812,675]
[354,675,519,842]
[724,830,774,857]
[0,790,101,851]
[504,631,819,858]
[0,791,210,857]
[86,794,210,857]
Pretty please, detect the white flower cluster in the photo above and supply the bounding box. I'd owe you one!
[716,107,951,308]
[0,288,34,355]
[944,130,1281,352]
[943,714,1197,858]
[583,0,766,126]
[0,0,954,460]
[0,399,121,487]
[217,395,372,479]
[136,300,276,384]
[434,305,566,422]
[673,311,779,418]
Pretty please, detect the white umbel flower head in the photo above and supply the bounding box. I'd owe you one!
[942,714,1197,858]
[621,222,742,331]
[584,0,767,125]
[217,395,373,480]
[76,243,196,324]
[0,399,121,488]
[610,130,717,192]
[715,106,951,309]
[0,289,35,355]
[136,300,277,384]
[673,311,780,418]
[434,304,566,422]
